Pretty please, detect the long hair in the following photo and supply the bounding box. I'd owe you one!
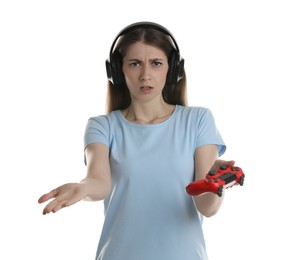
[106,27,188,113]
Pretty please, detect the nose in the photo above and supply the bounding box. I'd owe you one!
[139,64,151,81]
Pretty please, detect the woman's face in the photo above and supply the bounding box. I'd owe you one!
[122,41,169,103]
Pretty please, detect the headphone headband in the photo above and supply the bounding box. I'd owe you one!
[108,21,181,59]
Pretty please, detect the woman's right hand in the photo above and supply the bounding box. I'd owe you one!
[38,183,88,215]
[39,143,111,215]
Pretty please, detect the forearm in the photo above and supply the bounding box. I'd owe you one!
[194,145,224,217]
[80,177,111,201]
[83,143,111,201]
[194,192,224,217]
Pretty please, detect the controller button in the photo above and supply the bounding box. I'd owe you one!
[208,170,216,176]
[220,166,227,170]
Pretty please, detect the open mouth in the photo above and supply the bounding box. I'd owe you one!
[140,86,153,93]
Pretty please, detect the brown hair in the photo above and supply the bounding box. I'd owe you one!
[106,27,187,113]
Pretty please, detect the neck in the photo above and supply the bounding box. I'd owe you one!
[123,100,175,124]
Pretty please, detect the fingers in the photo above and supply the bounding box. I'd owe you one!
[38,187,66,214]
[38,189,58,204]
[52,197,80,213]
[40,192,70,215]
[41,192,72,214]
[42,198,69,215]
[42,200,66,215]
[222,160,235,167]
[39,184,84,215]
[210,159,236,171]
[42,194,81,215]
[38,184,71,205]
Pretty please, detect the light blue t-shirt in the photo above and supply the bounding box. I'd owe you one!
[84,105,226,260]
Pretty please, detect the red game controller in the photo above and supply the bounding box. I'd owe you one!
[186,166,245,197]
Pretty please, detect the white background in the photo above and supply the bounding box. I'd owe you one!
[1,0,285,259]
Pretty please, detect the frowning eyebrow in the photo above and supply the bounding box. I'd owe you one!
[127,58,164,62]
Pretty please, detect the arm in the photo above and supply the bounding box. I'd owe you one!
[81,142,111,201]
[38,143,111,214]
[193,144,234,217]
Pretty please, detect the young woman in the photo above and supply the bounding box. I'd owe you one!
[38,22,234,260]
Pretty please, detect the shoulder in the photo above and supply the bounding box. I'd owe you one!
[175,105,213,119]
[84,111,120,149]
[87,111,119,127]
[173,106,218,130]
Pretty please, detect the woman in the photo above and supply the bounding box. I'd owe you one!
[38,22,234,260]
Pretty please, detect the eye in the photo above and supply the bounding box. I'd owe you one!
[129,60,141,67]
[152,60,163,67]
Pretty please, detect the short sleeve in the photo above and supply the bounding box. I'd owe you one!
[83,115,110,150]
[196,108,226,156]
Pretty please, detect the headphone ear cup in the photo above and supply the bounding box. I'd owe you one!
[166,50,176,84]
[177,58,184,82]
[166,50,184,84]
[106,59,113,83]
[106,51,124,86]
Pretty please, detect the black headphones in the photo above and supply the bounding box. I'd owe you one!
[105,21,185,86]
